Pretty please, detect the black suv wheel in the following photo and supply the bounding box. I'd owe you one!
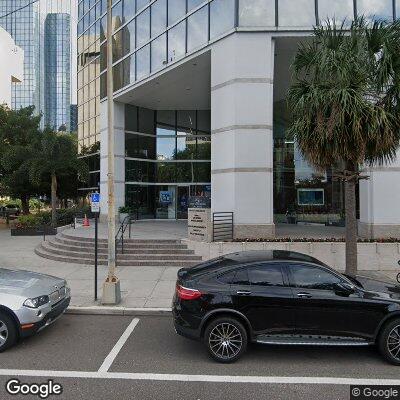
[378,318,400,365]
[204,317,247,363]
[0,311,17,352]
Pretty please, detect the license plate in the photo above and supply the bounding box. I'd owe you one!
[50,290,59,302]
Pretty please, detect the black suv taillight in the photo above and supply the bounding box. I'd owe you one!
[176,284,202,300]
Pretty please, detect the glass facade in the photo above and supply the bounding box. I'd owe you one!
[125,106,211,219]
[75,0,398,211]
[0,0,76,130]
[44,13,71,131]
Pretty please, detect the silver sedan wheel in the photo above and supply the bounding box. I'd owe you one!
[0,320,9,347]
[387,325,400,361]
[209,322,242,360]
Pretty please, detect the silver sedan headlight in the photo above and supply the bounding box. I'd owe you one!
[23,295,50,308]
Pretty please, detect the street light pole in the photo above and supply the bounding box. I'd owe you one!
[102,0,121,304]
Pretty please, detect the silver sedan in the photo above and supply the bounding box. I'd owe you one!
[0,268,71,351]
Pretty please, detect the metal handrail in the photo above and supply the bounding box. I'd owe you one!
[115,214,135,264]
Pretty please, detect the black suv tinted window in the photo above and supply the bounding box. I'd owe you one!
[290,264,342,290]
[247,265,284,287]
[230,269,249,285]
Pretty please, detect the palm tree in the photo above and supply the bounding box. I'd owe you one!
[287,19,400,275]
[28,130,89,227]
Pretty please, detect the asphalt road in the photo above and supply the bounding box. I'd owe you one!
[0,314,399,400]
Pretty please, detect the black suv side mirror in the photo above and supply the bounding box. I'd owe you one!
[334,282,356,295]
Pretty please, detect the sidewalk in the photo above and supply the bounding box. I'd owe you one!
[0,226,398,310]
[0,228,178,308]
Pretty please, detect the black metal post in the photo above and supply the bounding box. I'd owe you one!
[129,217,131,239]
[94,213,98,301]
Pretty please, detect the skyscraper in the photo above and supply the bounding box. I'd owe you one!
[44,13,71,131]
[0,1,38,110]
[0,0,77,130]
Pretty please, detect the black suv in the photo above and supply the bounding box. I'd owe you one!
[172,250,400,364]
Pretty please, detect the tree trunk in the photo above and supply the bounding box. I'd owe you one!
[51,172,57,228]
[344,168,358,276]
[20,194,30,215]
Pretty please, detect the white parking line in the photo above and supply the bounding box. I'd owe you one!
[0,369,399,386]
[98,318,140,373]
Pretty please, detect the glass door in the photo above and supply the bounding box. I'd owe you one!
[176,185,189,219]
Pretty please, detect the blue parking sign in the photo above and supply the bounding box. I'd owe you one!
[91,193,100,212]
[91,193,100,203]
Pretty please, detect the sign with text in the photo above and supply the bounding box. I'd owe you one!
[188,208,211,242]
[90,192,100,213]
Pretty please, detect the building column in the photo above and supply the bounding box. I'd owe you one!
[359,152,400,239]
[211,33,275,239]
[99,100,125,219]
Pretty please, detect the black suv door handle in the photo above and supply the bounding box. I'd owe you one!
[236,290,252,296]
[297,292,312,298]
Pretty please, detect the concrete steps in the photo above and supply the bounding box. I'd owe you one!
[35,232,202,267]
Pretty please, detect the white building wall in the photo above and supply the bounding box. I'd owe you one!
[0,27,23,107]
[99,100,125,218]
[359,151,400,238]
[211,32,275,238]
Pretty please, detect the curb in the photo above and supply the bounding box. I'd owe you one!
[66,306,172,316]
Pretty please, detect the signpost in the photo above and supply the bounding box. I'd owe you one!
[91,193,100,301]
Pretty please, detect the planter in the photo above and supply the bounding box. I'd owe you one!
[11,226,57,236]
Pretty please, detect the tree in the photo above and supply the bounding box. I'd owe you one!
[28,130,89,227]
[287,19,400,275]
[0,106,42,213]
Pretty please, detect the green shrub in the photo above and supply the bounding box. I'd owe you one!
[118,206,132,213]
[15,212,51,228]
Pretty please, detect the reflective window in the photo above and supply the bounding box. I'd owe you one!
[151,0,167,37]
[136,0,150,11]
[279,0,316,26]
[188,0,204,12]
[193,162,211,181]
[196,136,211,159]
[126,160,155,182]
[136,44,150,80]
[157,137,176,160]
[100,15,107,41]
[125,133,155,159]
[157,125,175,136]
[357,0,393,21]
[112,0,123,31]
[151,34,167,71]
[239,0,275,26]
[248,265,284,287]
[289,264,342,291]
[210,0,235,39]
[136,8,150,47]
[187,6,208,52]
[113,30,124,62]
[123,20,135,57]
[125,104,138,131]
[157,163,177,182]
[168,0,186,25]
[157,110,175,127]
[318,0,354,23]
[176,136,196,159]
[177,110,196,132]
[168,21,186,62]
[197,110,211,133]
[123,0,135,23]
[138,107,155,134]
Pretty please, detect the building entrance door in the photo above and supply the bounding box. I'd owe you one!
[176,185,189,219]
